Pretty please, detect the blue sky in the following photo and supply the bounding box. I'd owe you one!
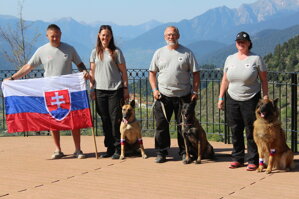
[0,0,257,25]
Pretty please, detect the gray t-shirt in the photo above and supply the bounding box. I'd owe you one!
[90,48,125,90]
[149,45,199,97]
[224,52,267,101]
[28,42,82,77]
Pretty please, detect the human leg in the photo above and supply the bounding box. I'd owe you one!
[154,95,174,162]
[227,94,245,164]
[71,129,85,159]
[51,130,64,159]
[95,90,115,157]
[108,89,123,159]
[241,93,260,166]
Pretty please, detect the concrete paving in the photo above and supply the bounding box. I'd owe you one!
[0,136,298,199]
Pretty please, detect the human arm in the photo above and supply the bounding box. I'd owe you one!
[118,63,129,102]
[149,71,160,100]
[4,64,34,81]
[191,71,200,101]
[76,62,89,80]
[217,72,229,110]
[259,71,269,100]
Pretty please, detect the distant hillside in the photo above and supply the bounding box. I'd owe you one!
[187,41,227,64]
[202,24,299,67]
[264,35,299,72]
[1,0,299,69]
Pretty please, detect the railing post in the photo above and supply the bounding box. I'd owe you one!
[291,73,297,152]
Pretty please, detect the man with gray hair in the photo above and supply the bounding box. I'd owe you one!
[149,26,200,163]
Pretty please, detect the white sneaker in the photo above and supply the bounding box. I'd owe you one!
[73,150,86,159]
[51,151,64,159]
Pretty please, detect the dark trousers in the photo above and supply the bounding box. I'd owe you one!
[95,89,123,154]
[154,94,191,156]
[226,92,260,165]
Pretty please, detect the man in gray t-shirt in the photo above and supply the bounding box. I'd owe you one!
[5,24,89,160]
[149,26,200,163]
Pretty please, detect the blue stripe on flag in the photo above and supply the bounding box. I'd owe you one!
[5,91,89,115]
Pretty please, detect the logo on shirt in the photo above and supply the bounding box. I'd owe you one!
[245,63,250,68]
[64,54,68,59]
[47,56,53,60]
[178,57,183,62]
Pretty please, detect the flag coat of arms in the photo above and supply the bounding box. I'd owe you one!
[1,73,93,133]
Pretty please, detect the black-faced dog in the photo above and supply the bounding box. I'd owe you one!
[181,99,214,164]
[120,100,147,160]
[253,98,295,173]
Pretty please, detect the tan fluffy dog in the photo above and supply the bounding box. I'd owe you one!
[120,100,147,160]
[253,98,295,173]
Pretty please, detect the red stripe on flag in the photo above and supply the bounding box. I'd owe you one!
[6,109,93,133]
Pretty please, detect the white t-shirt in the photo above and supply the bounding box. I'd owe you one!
[28,42,82,77]
[224,52,267,101]
[149,45,199,97]
[90,48,125,90]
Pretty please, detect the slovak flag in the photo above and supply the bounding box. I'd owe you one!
[1,72,93,133]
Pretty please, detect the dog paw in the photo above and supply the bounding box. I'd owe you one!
[142,154,148,159]
[119,155,125,160]
[265,169,272,174]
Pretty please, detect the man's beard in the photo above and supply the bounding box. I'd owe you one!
[166,40,178,46]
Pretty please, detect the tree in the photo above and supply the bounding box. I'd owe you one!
[0,0,40,69]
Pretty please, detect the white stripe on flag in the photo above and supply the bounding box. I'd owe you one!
[1,72,86,97]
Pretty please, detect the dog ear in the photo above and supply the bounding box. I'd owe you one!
[273,98,279,108]
[130,100,135,108]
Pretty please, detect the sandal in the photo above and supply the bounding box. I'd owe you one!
[246,164,257,171]
[229,162,243,169]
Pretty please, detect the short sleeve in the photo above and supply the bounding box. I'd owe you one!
[71,46,82,65]
[89,49,96,63]
[27,48,42,68]
[257,56,267,72]
[115,49,125,65]
[149,50,159,72]
[189,51,200,72]
[223,55,231,73]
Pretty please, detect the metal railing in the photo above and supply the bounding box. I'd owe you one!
[0,69,298,152]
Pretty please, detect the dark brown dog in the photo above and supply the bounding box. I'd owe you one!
[119,100,147,160]
[254,98,295,173]
[181,99,214,164]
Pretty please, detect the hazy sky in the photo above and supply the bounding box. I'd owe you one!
[0,0,257,25]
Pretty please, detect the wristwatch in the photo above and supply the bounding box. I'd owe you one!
[192,90,198,95]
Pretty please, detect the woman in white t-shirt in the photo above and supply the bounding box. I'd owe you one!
[218,31,268,171]
[89,25,129,159]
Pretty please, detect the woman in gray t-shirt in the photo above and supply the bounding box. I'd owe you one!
[217,31,268,171]
[89,25,129,159]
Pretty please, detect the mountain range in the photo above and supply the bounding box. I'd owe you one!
[0,0,299,70]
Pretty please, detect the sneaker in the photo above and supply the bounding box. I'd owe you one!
[246,164,257,171]
[181,154,186,161]
[51,151,64,159]
[229,161,244,169]
[155,154,166,163]
[111,152,120,159]
[73,150,86,159]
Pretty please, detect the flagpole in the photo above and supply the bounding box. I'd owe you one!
[91,94,99,159]
[86,87,99,159]
[91,126,99,159]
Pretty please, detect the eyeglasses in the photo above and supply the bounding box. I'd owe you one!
[165,33,178,37]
